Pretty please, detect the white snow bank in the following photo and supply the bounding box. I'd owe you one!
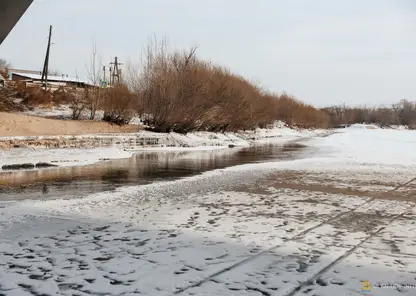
[309,124,416,167]
[0,147,135,169]
[23,105,106,121]
[23,105,73,118]
[0,122,329,170]
[150,121,324,149]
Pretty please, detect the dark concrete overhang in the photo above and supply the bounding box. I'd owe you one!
[0,0,33,46]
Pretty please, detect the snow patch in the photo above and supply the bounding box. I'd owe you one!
[0,147,134,169]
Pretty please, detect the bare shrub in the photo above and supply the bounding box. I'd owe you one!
[102,85,136,125]
[52,87,77,105]
[258,93,329,129]
[0,58,10,69]
[0,87,27,112]
[394,99,416,127]
[323,100,416,128]
[127,39,329,133]
[70,92,87,120]
[0,59,11,78]
[85,42,103,120]
[20,86,53,107]
[47,70,63,76]
[0,58,12,78]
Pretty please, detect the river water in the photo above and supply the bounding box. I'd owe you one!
[0,142,319,200]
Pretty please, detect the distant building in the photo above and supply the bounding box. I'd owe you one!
[8,70,96,89]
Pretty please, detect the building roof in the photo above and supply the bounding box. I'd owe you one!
[10,71,89,84]
[11,71,98,87]
[8,68,42,75]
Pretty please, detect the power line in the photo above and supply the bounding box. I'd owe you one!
[109,56,122,85]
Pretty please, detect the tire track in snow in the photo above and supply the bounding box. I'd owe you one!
[391,176,416,191]
[283,206,414,296]
[174,176,416,294]
[173,198,370,294]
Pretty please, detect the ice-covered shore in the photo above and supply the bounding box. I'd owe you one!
[0,122,329,170]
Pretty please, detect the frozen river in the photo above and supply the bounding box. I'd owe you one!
[0,125,415,296]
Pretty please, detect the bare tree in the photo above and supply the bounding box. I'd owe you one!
[48,69,63,76]
[85,41,103,120]
[0,58,11,79]
[0,58,11,69]
[125,37,331,132]
[69,69,87,120]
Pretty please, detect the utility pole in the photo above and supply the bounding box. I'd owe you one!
[110,56,122,85]
[342,101,346,123]
[41,25,52,88]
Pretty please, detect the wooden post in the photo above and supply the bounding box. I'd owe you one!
[41,25,52,88]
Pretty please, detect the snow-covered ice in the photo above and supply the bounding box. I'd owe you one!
[308,124,416,167]
[0,124,415,295]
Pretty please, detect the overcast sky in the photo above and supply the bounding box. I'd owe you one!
[0,0,415,107]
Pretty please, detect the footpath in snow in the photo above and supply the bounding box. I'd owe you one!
[0,124,415,296]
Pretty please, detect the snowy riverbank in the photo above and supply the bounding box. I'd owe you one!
[0,122,329,171]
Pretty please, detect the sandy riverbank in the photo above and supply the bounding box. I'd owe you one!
[0,112,139,137]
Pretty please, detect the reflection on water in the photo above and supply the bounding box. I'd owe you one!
[0,143,316,200]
